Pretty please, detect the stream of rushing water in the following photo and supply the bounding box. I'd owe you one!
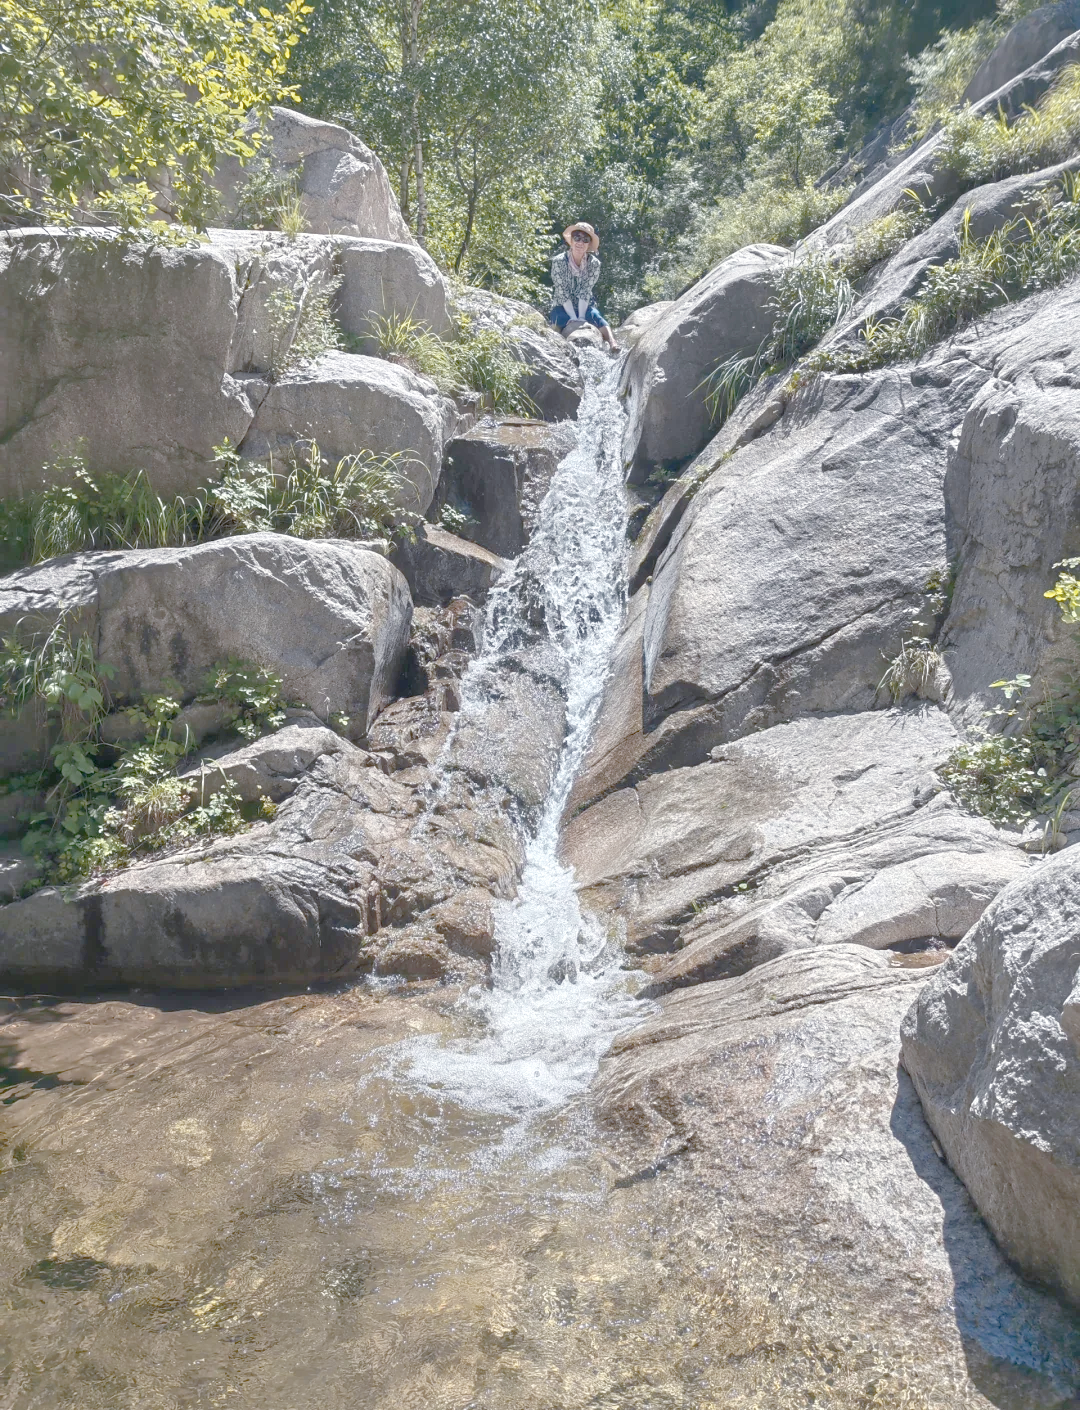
[396,347,647,1122]
[0,350,677,1409]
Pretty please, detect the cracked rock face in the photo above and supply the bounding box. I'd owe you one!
[564,707,1029,976]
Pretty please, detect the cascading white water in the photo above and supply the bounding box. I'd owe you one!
[395,349,649,1120]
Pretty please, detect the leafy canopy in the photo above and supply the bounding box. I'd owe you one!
[0,0,310,231]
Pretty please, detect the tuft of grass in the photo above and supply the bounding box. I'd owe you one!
[879,637,944,702]
[938,63,1080,189]
[811,174,1080,375]
[208,441,422,535]
[366,310,537,416]
[0,444,416,570]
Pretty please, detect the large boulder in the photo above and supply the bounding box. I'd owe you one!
[334,237,450,345]
[940,280,1080,723]
[0,229,453,501]
[239,351,455,512]
[216,107,414,243]
[809,29,1080,251]
[578,274,1080,806]
[564,707,1026,962]
[618,243,787,480]
[435,418,572,558]
[0,534,412,736]
[594,945,1080,1404]
[964,1,1080,105]
[0,722,521,988]
[901,847,1080,1309]
[576,355,985,803]
[615,300,673,350]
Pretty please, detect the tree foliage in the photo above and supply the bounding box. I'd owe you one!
[0,0,309,231]
[290,0,586,288]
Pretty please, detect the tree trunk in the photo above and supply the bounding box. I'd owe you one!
[399,157,412,225]
[414,134,427,245]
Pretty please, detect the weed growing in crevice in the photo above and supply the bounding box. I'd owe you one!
[1,618,287,889]
[811,174,1080,375]
[941,560,1080,826]
[880,637,945,703]
[437,502,478,535]
[365,310,536,416]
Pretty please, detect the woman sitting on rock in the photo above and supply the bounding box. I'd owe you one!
[548,222,618,350]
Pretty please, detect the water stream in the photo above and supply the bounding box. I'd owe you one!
[397,347,647,1123]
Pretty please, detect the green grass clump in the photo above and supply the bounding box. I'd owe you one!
[0,445,415,571]
[938,63,1080,188]
[0,618,286,889]
[366,310,537,416]
[701,195,931,427]
[812,173,1080,374]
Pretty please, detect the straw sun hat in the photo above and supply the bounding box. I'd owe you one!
[563,221,599,252]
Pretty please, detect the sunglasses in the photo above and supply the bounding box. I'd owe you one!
[570,231,590,242]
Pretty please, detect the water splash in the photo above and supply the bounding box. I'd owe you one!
[394,349,649,1121]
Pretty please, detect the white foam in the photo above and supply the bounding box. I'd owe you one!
[390,351,650,1122]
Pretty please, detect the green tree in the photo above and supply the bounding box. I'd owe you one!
[291,0,583,261]
[0,0,310,231]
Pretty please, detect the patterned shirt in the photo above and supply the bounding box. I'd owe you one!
[551,250,601,315]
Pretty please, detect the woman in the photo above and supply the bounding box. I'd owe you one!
[548,221,618,350]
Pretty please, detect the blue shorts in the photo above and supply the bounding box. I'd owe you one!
[548,303,609,331]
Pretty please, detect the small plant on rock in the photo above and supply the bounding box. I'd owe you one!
[1,618,286,889]
[941,561,1080,825]
[879,637,944,703]
[265,276,342,378]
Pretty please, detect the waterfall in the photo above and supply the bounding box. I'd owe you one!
[394,349,648,1121]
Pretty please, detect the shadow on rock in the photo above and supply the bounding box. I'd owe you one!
[890,1068,1080,1407]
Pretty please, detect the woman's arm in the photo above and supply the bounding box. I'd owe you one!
[550,253,570,306]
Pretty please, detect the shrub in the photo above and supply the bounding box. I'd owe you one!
[1,618,287,887]
[905,19,1003,142]
[233,158,306,235]
[938,62,1080,187]
[366,311,537,416]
